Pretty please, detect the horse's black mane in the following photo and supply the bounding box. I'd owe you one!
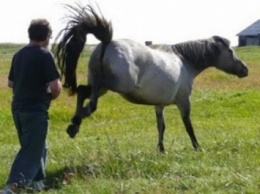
[173,40,220,70]
[150,36,230,70]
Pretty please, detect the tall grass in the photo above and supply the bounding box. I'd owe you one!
[0,44,259,193]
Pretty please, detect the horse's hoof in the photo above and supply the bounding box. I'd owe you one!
[158,145,165,154]
[194,144,200,151]
[66,124,79,138]
[158,149,167,155]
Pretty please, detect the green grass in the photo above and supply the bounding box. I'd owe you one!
[0,44,259,193]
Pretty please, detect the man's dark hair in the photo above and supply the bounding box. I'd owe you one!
[28,19,52,41]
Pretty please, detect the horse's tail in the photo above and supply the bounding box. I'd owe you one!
[53,3,113,94]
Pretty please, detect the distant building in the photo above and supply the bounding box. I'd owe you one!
[145,41,152,46]
[237,19,260,46]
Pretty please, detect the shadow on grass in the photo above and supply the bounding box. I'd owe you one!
[45,167,72,191]
[44,164,97,191]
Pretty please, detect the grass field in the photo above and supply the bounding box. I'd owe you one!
[0,44,259,193]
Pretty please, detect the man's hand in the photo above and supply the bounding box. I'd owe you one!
[48,79,62,99]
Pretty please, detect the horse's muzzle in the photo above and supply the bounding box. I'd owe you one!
[237,63,248,78]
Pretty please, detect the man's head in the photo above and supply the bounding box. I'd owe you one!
[28,19,52,47]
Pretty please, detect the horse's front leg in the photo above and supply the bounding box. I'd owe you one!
[177,99,199,150]
[155,106,166,153]
[67,85,92,138]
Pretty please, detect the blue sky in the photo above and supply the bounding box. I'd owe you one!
[0,0,259,46]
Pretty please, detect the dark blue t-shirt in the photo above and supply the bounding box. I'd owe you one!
[8,45,60,112]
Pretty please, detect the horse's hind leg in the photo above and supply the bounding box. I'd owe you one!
[74,84,92,114]
[67,85,101,138]
[66,85,91,137]
[155,106,166,153]
[177,99,199,150]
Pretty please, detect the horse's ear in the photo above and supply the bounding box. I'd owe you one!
[212,36,230,47]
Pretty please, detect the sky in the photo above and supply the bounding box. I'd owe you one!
[0,0,259,46]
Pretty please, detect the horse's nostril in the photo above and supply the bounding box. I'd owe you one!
[238,66,248,78]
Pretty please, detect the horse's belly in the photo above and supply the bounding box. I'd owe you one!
[121,80,179,105]
[121,94,176,105]
[131,70,181,105]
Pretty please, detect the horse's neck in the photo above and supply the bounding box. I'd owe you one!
[177,54,215,80]
[183,59,211,78]
[171,41,216,73]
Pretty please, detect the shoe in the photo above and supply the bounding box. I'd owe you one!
[31,180,48,191]
[1,185,17,194]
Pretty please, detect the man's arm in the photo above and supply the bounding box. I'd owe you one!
[8,80,14,88]
[48,79,62,100]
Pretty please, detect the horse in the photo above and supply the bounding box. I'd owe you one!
[54,4,248,153]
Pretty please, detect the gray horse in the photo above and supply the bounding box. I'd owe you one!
[54,4,248,152]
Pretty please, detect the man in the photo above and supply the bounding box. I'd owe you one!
[2,19,62,194]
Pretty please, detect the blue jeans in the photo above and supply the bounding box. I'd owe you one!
[6,110,48,187]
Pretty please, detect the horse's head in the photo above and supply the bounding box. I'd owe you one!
[212,36,248,78]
